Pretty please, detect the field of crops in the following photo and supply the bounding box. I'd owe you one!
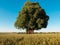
[0,32,60,45]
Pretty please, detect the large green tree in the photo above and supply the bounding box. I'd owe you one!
[14,2,49,34]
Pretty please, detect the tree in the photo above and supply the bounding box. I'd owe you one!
[14,2,49,34]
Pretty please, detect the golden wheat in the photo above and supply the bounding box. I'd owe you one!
[0,33,60,45]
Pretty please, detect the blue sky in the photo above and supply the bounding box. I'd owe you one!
[0,0,60,32]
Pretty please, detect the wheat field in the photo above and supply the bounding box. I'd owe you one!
[0,32,60,45]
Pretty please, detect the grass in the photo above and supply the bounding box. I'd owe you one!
[0,32,60,45]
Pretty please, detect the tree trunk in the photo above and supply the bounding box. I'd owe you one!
[26,29,34,34]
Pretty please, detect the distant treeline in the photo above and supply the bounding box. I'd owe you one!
[0,32,59,34]
[17,32,60,34]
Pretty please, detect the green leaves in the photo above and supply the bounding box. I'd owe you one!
[36,18,44,28]
[14,2,49,30]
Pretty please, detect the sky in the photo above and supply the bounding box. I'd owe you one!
[0,0,60,32]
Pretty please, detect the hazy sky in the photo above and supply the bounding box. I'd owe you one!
[0,0,60,32]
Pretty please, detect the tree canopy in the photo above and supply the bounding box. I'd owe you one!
[14,2,49,30]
